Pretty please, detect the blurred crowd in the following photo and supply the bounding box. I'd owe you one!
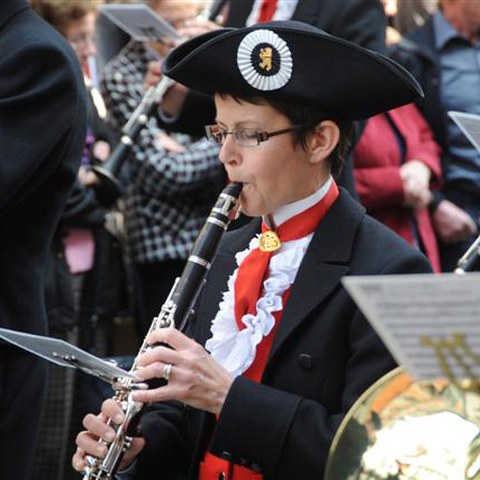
[13,0,480,478]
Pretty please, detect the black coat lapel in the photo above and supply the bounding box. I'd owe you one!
[267,190,365,364]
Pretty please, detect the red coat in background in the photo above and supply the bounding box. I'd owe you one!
[353,103,442,272]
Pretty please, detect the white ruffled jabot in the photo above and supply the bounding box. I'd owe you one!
[205,234,313,377]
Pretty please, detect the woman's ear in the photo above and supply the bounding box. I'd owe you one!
[308,120,340,165]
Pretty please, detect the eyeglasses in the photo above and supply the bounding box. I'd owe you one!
[205,124,307,148]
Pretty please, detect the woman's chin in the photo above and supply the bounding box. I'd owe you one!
[240,187,270,217]
[239,202,266,218]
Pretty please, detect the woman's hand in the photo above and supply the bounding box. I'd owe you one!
[144,60,187,117]
[132,329,234,415]
[72,399,145,474]
[144,60,163,91]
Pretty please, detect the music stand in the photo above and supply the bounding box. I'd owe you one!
[448,111,480,154]
[0,327,137,385]
[98,4,181,43]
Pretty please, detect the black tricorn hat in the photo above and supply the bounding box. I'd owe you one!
[163,20,423,122]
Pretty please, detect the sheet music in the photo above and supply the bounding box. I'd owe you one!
[448,111,480,154]
[0,327,136,383]
[99,4,181,42]
[342,273,480,381]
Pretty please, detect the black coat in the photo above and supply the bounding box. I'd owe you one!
[225,0,387,52]
[135,189,432,480]
[0,1,86,478]
[0,0,86,334]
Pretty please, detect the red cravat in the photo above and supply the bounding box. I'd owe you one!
[234,181,339,331]
[257,0,279,23]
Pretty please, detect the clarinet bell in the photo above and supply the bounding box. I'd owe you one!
[91,163,123,206]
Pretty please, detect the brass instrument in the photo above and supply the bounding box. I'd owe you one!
[82,182,242,480]
[326,369,480,479]
[326,238,480,480]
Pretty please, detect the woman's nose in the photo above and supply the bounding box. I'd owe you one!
[218,134,241,167]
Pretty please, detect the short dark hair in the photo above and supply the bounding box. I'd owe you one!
[218,93,353,177]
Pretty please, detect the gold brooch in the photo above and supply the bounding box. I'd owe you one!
[259,230,281,252]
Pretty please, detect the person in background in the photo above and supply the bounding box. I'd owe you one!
[383,0,438,46]
[30,0,124,347]
[352,0,443,273]
[393,0,437,38]
[0,1,86,479]
[74,20,432,480]
[390,0,480,272]
[353,104,443,272]
[225,0,387,51]
[100,0,225,338]
[29,1,126,478]
[30,0,117,171]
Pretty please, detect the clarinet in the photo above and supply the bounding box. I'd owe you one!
[92,0,228,207]
[91,76,174,206]
[82,182,242,479]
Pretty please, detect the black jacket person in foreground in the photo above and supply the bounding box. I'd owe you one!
[0,1,86,478]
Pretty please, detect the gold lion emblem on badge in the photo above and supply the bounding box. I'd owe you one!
[259,230,281,252]
[259,47,273,72]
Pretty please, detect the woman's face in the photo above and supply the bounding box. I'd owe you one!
[152,0,202,29]
[214,94,329,217]
[64,12,97,68]
[148,0,202,56]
